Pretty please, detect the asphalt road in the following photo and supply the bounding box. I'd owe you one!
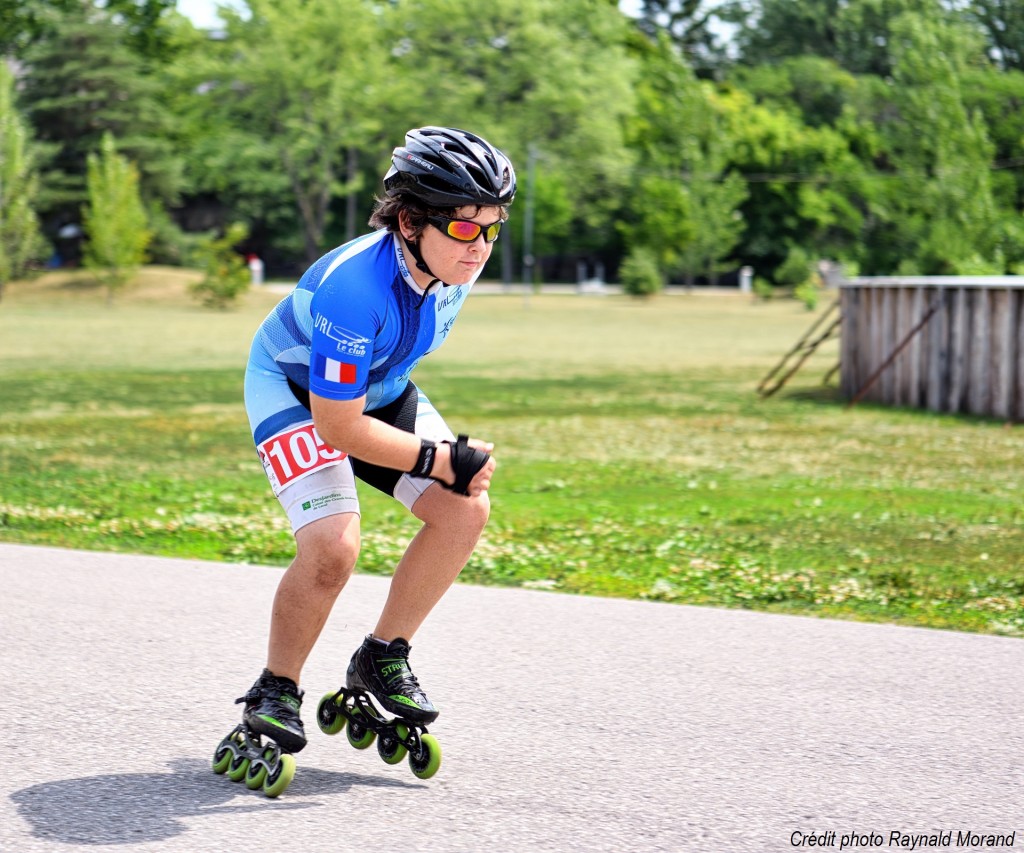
[1,543,1021,853]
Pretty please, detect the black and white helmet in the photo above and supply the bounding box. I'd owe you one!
[384,126,516,208]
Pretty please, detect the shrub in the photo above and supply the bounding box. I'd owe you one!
[775,246,813,288]
[190,223,251,309]
[82,133,152,303]
[752,277,774,300]
[619,246,663,297]
[794,278,822,310]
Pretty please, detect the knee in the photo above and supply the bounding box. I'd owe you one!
[463,493,491,535]
[420,489,490,537]
[316,538,359,593]
[296,520,360,592]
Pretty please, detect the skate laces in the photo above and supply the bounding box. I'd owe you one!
[236,673,303,710]
[373,643,424,694]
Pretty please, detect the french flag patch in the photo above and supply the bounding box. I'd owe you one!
[313,353,357,385]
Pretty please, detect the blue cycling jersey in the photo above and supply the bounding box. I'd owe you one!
[246,229,474,445]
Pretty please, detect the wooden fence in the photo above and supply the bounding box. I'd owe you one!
[840,276,1024,421]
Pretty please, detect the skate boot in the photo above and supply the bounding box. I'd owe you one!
[347,636,438,724]
[316,636,443,780]
[238,669,307,753]
[211,669,302,798]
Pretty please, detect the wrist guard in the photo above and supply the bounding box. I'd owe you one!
[409,438,438,477]
[442,434,490,496]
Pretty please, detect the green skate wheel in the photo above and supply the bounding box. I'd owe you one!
[226,753,250,782]
[212,739,234,775]
[408,733,441,780]
[346,707,376,750]
[377,724,409,765]
[317,692,346,736]
[263,753,296,798]
[244,754,269,790]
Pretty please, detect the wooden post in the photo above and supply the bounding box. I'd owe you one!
[947,287,968,413]
[926,287,944,412]
[840,288,856,398]
[880,286,894,403]
[992,289,1013,420]
[1017,290,1024,421]
[907,287,924,408]
[967,288,991,415]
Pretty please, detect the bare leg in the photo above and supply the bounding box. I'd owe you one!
[373,484,489,642]
[266,512,360,682]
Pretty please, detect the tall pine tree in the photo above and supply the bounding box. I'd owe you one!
[0,61,45,299]
[17,2,181,233]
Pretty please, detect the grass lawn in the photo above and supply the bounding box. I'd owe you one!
[1,268,1021,636]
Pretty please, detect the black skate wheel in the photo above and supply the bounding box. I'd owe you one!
[377,723,409,765]
[317,692,346,736]
[226,753,250,782]
[244,758,268,790]
[408,733,441,780]
[346,707,376,750]
[212,738,235,775]
[263,753,296,798]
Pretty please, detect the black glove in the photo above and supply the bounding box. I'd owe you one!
[442,434,490,496]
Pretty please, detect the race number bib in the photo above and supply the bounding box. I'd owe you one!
[257,422,347,495]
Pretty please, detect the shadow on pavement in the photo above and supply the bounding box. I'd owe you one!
[10,757,419,845]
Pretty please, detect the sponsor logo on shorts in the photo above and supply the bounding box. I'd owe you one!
[300,494,357,512]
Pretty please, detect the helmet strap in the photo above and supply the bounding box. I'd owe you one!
[404,235,446,286]
[400,235,445,309]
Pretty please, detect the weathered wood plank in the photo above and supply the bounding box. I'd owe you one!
[871,288,885,403]
[880,287,896,403]
[840,288,856,397]
[947,287,968,414]
[907,287,924,408]
[967,288,991,415]
[926,288,945,412]
[1017,291,1024,421]
[991,289,1013,420]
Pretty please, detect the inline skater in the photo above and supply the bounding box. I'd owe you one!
[215,126,515,792]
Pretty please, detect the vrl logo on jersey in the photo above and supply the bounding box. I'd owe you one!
[313,353,357,385]
[314,313,369,357]
[436,287,464,312]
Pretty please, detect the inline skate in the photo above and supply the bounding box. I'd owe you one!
[211,669,304,798]
[316,636,442,780]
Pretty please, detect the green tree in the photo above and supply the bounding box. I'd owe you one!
[625,34,744,283]
[726,0,845,68]
[963,0,1024,71]
[619,244,664,296]
[960,66,1024,269]
[190,222,251,309]
[0,0,78,56]
[633,0,732,77]
[18,3,182,226]
[0,62,45,301]
[104,0,179,64]
[82,132,152,302]
[620,173,693,275]
[717,85,866,280]
[204,0,388,263]
[728,0,969,78]
[388,0,637,275]
[866,13,999,273]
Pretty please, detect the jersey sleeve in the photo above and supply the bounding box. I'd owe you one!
[308,272,381,402]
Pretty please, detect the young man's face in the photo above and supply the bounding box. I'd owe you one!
[412,205,504,286]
